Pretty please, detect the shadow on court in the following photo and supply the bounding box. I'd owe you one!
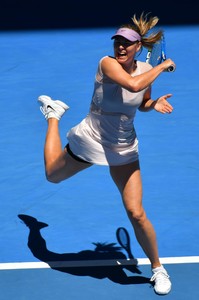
[18,214,151,286]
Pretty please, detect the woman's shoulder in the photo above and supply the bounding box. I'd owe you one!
[97,56,117,78]
[99,55,116,64]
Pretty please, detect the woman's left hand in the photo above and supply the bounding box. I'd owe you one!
[154,94,173,114]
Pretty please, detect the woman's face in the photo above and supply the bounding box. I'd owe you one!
[113,37,141,63]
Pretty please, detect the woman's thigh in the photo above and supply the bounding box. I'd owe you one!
[47,149,93,183]
[109,161,143,212]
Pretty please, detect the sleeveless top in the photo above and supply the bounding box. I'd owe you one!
[67,56,152,166]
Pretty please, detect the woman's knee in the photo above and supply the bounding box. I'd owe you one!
[45,171,62,183]
[127,207,147,227]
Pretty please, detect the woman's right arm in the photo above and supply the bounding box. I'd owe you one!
[101,56,175,93]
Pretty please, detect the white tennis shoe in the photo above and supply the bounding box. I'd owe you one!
[38,95,69,120]
[150,265,171,295]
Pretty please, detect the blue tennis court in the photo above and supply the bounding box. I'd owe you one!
[0,25,199,299]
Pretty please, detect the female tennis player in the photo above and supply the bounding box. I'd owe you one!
[38,13,175,295]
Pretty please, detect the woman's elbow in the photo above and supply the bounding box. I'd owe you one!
[129,82,142,93]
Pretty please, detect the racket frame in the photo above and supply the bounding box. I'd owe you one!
[146,34,175,72]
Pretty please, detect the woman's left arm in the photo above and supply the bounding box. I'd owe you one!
[139,87,173,114]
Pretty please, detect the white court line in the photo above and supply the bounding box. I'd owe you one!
[137,256,199,265]
[0,256,199,270]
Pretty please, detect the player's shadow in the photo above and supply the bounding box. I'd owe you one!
[18,214,151,285]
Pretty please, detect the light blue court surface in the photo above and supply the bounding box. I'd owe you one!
[0,26,199,299]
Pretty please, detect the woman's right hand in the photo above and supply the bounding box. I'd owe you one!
[161,59,176,72]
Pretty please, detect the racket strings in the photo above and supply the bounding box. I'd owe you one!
[148,42,162,66]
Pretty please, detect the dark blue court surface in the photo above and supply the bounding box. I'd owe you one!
[0,26,199,299]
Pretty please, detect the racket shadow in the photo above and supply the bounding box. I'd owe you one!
[18,214,151,285]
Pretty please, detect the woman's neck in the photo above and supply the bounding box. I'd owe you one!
[123,60,137,74]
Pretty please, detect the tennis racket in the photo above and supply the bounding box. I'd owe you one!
[146,34,175,72]
[116,227,134,259]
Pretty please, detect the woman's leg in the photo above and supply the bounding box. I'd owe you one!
[109,161,161,269]
[38,95,92,183]
[43,118,92,183]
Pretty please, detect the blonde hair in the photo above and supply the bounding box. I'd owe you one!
[121,12,163,49]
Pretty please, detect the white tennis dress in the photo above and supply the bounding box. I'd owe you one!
[67,56,152,166]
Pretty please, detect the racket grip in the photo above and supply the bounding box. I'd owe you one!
[167,65,175,72]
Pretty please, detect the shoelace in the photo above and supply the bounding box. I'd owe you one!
[150,270,170,283]
[40,106,45,115]
[40,106,53,116]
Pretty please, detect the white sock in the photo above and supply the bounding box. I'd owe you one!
[152,265,164,273]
